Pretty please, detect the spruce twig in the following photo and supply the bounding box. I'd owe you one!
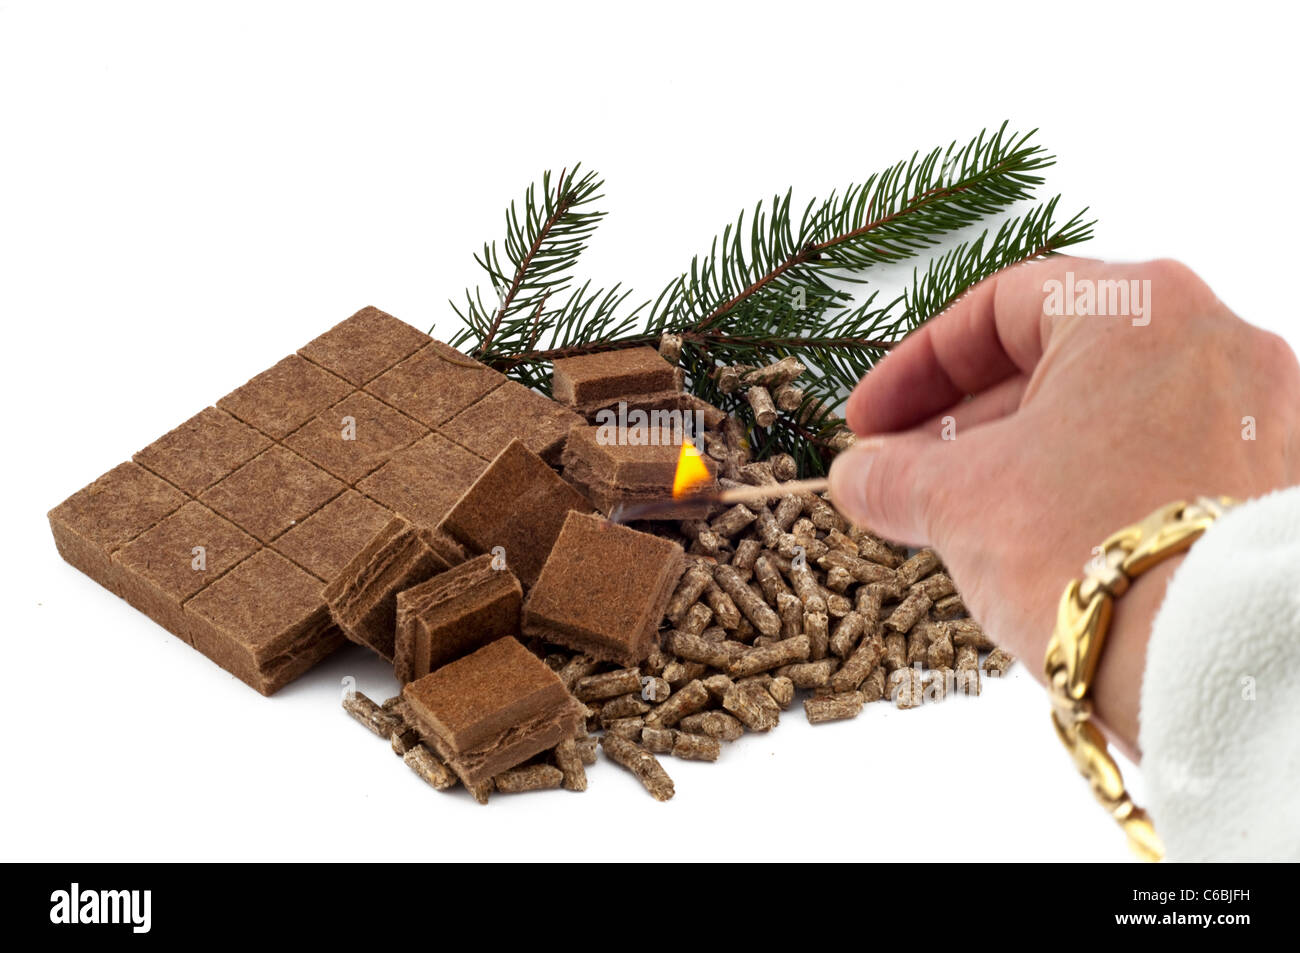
[449,165,613,365]
[479,181,573,356]
[447,124,1095,472]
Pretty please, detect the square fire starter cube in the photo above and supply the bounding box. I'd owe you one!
[439,379,584,465]
[393,554,523,684]
[551,346,677,405]
[522,511,685,664]
[133,406,271,495]
[401,636,585,787]
[365,341,506,428]
[112,501,259,643]
[439,438,593,587]
[184,549,344,696]
[48,462,188,597]
[272,490,393,584]
[297,305,430,386]
[355,432,486,530]
[283,390,427,485]
[200,446,345,543]
[322,516,462,661]
[217,354,352,440]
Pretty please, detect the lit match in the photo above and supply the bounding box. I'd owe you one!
[609,439,829,523]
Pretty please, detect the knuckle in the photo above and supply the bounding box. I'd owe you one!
[1260,329,1295,362]
[1145,257,1215,306]
[1146,257,1197,285]
[1133,258,1224,325]
[1258,330,1300,390]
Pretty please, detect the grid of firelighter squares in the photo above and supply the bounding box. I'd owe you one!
[47,307,583,694]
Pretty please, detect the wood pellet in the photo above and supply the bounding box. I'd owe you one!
[601,734,675,801]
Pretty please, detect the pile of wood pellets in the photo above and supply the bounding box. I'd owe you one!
[345,449,1014,805]
[342,351,1014,804]
[561,474,1015,801]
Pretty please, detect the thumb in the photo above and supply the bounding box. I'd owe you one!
[828,432,964,548]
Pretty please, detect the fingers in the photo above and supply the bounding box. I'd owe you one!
[915,374,1029,437]
[846,256,1100,435]
[828,429,981,547]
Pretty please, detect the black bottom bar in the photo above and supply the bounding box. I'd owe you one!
[6,861,1281,941]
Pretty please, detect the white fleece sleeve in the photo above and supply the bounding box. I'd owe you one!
[1139,485,1300,861]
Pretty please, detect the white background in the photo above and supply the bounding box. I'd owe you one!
[2,1,1296,862]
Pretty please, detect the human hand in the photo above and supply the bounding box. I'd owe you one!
[828,257,1300,755]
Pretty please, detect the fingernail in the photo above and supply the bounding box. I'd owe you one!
[828,437,882,525]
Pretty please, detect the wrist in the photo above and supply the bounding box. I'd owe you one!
[1042,495,1234,861]
[1090,554,1183,760]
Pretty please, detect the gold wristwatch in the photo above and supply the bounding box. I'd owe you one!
[1043,496,1237,862]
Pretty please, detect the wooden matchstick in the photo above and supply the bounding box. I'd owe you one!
[713,477,829,506]
[609,477,831,524]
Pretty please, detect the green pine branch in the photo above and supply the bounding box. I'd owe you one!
[903,196,1094,325]
[648,121,1053,336]
[494,281,647,391]
[448,165,616,363]
[447,124,1095,470]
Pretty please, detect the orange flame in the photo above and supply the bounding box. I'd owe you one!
[672,439,712,498]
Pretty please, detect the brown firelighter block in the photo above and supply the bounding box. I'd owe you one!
[199,446,345,543]
[185,549,344,696]
[393,553,523,685]
[561,425,716,517]
[551,346,678,405]
[323,516,461,661]
[48,462,187,598]
[563,425,714,489]
[440,379,584,465]
[356,432,486,530]
[272,490,393,584]
[522,511,685,665]
[402,636,585,787]
[50,307,563,695]
[298,305,431,386]
[365,340,506,428]
[217,354,352,440]
[112,501,258,644]
[570,392,726,429]
[439,438,594,587]
[133,406,271,495]
[283,390,426,485]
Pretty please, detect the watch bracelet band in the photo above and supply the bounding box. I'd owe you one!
[1043,495,1237,862]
